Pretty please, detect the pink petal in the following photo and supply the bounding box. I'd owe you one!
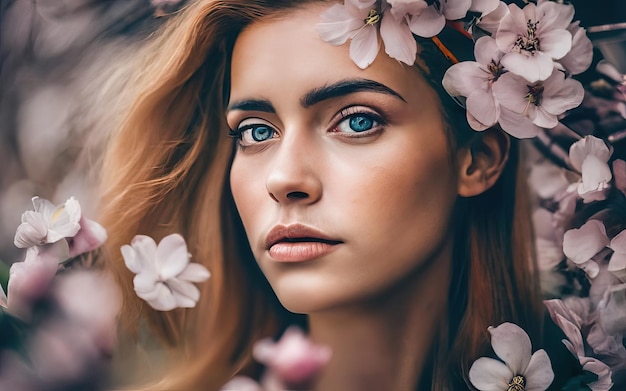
[476,2,508,35]
[488,322,532,374]
[315,4,364,45]
[468,357,512,391]
[129,235,158,272]
[156,233,189,280]
[474,36,502,66]
[579,155,612,198]
[133,273,159,298]
[523,350,554,391]
[32,197,57,221]
[387,0,427,18]
[442,0,471,20]
[608,231,626,273]
[467,89,499,127]
[541,74,584,115]
[597,60,623,83]
[0,286,6,308]
[568,136,611,172]
[536,1,574,31]
[442,61,488,97]
[349,25,380,69]
[501,51,554,83]
[408,6,445,37]
[178,262,211,282]
[498,107,541,139]
[562,220,609,265]
[495,4,527,52]
[145,282,177,311]
[466,111,491,131]
[556,313,585,357]
[492,72,530,112]
[167,278,200,306]
[469,0,499,15]
[14,211,48,248]
[220,376,263,391]
[609,229,626,254]
[532,107,558,129]
[345,0,377,15]
[613,160,626,196]
[380,14,416,65]
[68,217,107,258]
[558,22,593,75]
[581,358,613,390]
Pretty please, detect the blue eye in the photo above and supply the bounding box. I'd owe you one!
[336,113,380,133]
[250,125,274,141]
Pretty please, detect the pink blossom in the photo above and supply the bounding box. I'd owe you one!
[562,220,609,278]
[14,196,81,248]
[608,229,626,280]
[442,36,504,130]
[492,69,584,138]
[253,327,331,389]
[569,136,613,203]
[67,215,107,258]
[495,1,573,82]
[473,1,508,35]
[558,21,593,76]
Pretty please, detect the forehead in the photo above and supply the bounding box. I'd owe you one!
[229,3,431,105]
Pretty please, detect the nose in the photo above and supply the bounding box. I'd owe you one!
[265,134,323,205]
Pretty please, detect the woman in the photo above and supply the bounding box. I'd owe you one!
[98,0,560,389]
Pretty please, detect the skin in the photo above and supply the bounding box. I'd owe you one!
[227,3,465,389]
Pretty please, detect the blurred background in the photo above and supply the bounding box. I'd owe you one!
[0,0,625,276]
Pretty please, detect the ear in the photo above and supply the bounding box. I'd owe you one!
[457,128,510,197]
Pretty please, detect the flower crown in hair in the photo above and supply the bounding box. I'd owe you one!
[315,0,593,139]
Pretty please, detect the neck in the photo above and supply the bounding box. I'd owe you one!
[308,247,452,391]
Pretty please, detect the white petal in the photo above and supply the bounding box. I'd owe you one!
[408,6,445,37]
[474,36,502,66]
[121,245,141,274]
[495,4,527,52]
[498,107,541,139]
[562,220,609,265]
[579,155,612,194]
[32,197,56,221]
[491,72,530,112]
[156,233,189,280]
[443,61,488,97]
[168,278,200,307]
[538,29,572,60]
[523,350,555,391]
[350,26,379,69]
[133,273,159,298]
[220,376,263,391]
[569,136,611,172]
[558,22,593,75]
[468,357,513,391]
[467,89,499,127]
[609,229,626,254]
[596,60,623,83]
[442,0,471,20]
[501,51,554,83]
[178,262,211,282]
[536,1,574,31]
[63,197,82,224]
[555,314,584,357]
[467,111,491,131]
[130,235,158,272]
[541,78,584,116]
[488,323,532,374]
[532,107,558,129]
[380,14,416,66]
[316,4,363,45]
[144,282,177,311]
[477,2,508,35]
[14,211,48,247]
[608,239,626,273]
[469,0,499,15]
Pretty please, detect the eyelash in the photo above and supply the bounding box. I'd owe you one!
[228,106,388,146]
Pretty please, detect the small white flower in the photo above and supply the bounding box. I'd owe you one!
[469,322,554,391]
[569,136,613,203]
[562,220,609,278]
[495,1,574,82]
[121,233,210,311]
[14,196,81,248]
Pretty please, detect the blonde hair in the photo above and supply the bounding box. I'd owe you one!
[99,1,542,389]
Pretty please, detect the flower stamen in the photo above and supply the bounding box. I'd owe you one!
[363,9,381,26]
[514,20,541,54]
[507,375,526,391]
[525,84,544,106]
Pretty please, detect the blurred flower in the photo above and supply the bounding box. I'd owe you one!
[608,230,626,281]
[67,215,107,259]
[469,322,554,391]
[442,36,504,130]
[569,136,613,203]
[220,376,263,391]
[614,160,626,197]
[495,1,573,83]
[121,234,210,311]
[253,327,332,389]
[546,302,614,390]
[14,197,81,248]
[493,69,584,138]
[563,220,609,279]
[6,241,68,321]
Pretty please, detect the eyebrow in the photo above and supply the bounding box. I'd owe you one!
[226,78,406,113]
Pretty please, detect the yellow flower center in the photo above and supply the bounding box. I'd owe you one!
[364,9,381,26]
[507,375,526,391]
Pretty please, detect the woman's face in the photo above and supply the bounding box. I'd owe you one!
[228,4,460,313]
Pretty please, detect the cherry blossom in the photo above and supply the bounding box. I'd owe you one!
[608,230,626,279]
[472,0,508,35]
[492,69,584,138]
[562,220,609,278]
[443,36,504,130]
[495,1,574,83]
[121,233,210,311]
[469,322,554,391]
[569,136,613,203]
[14,196,81,248]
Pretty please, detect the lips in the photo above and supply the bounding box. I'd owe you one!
[265,224,342,262]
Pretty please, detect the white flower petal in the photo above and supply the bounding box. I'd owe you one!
[442,61,487,97]
[178,262,211,282]
[536,29,571,60]
[536,1,574,31]
[350,25,379,69]
[315,4,364,45]
[467,111,491,131]
[532,107,558,129]
[133,273,160,298]
[129,235,158,272]
[32,197,56,221]
[168,278,200,308]
[491,72,530,112]
[469,0,499,15]
[555,313,585,357]
[609,229,626,254]
[558,22,593,75]
[489,322,532,374]
[498,107,541,139]
[476,1,508,35]
[408,5,445,38]
[562,220,609,265]
[523,350,555,391]
[474,36,502,66]
[495,4,528,52]
[579,155,612,197]
[442,0,471,21]
[540,72,584,115]
[144,282,177,311]
[0,285,7,308]
[468,357,513,391]
[14,211,48,248]
[156,233,189,280]
[501,51,554,83]
[569,136,611,172]
[121,245,141,274]
[380,14,417,65]
[467,89,499,127]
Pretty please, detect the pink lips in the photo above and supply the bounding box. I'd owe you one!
[265,224,342,262]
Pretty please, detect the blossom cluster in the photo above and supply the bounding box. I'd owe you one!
[317,0,593,139]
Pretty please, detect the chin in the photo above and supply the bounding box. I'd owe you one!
[269,274,354,314]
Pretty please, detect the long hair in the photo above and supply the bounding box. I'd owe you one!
[98,1,542,389]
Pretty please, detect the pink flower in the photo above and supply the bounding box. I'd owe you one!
[253,327,331,388]
[562,220,609,279]
[492,69,584,138]
[121,233,210,311]
[473,1,508,35]
[495,1,574,83]
[558,21,593,76]
[569,136,613,203]
[442,36,504,130]
[67,215,107,259]
[608,229,626,280]
[14,196,81,248]
[469,322,554,391]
